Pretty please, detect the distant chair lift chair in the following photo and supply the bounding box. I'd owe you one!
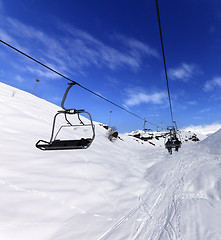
[143,119,152,132]
[165,125,181,154]
[36,82,95,150]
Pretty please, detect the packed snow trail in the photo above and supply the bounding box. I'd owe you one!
[96,152,186,240]
[96,145,221,240]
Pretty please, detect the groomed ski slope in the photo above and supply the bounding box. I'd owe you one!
[0,82,221,240]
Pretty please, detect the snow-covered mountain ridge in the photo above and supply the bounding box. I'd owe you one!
[127,128,207,148]
[1,81,221,240]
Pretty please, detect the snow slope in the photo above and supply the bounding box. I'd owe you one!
[0,82,221,240]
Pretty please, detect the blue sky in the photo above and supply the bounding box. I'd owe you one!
[1,0,221,132]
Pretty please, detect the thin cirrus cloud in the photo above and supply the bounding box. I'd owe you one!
[204,77,221,92]
[112,34,160,59]
[168,63,201,82]
[124,88,167,107]
[0,15,159,79]
[57,22,159,71]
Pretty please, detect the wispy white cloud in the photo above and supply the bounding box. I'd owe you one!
[112,34,160,59]
[187,100,198,105]
[48,96,62,104]
[0,28,30,54]
[25,67,59,79]
[204,77,221,92]
[0,15,158,80]
[106,77,121,89]
[15,75,24,83]
[1,17,71,72]
[57,23,145,71]
[200,108,211,113]
[124,88,167,107]
[168,63,201,82]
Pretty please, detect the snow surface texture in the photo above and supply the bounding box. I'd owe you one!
[0,82,221,240]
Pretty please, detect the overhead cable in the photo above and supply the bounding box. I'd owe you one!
[155,0,174,124]
[0,39,161,129]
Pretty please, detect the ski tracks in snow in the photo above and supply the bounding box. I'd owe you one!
[97,150,197,240]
